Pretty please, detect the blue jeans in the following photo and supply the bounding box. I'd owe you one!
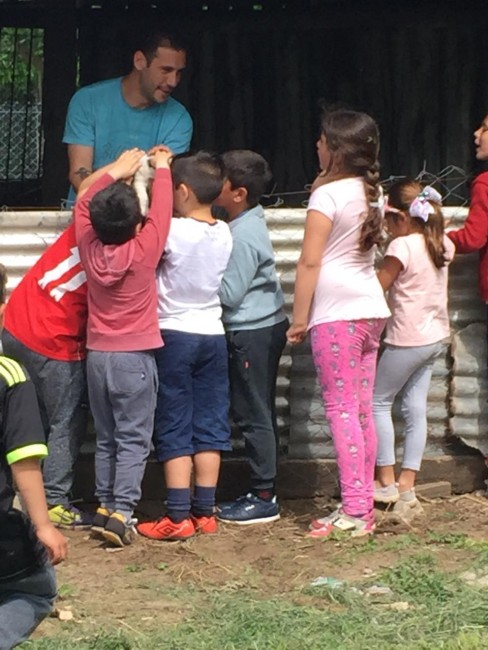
[226,319,288,492]
[0,563,57,650]
[373,341,446,471]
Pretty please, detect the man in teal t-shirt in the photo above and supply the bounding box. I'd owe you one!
[63,30,192,204]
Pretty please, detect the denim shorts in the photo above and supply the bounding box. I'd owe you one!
[153,330,231,461]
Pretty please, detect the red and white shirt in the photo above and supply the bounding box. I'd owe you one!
[4,224,88,361]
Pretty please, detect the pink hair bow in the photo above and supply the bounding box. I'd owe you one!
[409,186,442,222]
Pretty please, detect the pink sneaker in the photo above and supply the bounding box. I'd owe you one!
[309,507,342,530]
[308,511,375,539]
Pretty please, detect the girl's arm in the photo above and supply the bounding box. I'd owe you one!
[287,209,332,344]
[377,255,403,291]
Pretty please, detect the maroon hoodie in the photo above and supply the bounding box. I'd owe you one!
[74,169,172,352]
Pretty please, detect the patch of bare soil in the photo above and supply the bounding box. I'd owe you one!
[34,494,488,639]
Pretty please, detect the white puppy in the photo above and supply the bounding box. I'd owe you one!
[132,154,154,216]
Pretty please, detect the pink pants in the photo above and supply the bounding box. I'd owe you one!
[311,318,386,517]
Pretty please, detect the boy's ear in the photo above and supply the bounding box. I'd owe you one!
[233,186,248,204]
[175,182,190,202]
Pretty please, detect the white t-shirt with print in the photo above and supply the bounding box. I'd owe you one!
[307,177,390,328]
[157,218,233,335]
[384,233,454,346]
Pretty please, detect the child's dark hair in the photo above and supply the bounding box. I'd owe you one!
[319,109,382,252]
[89,183,143,245]
[221,150,272,208]
[387,179,447,268]
[171,151,225,204]
[0,263,7,304]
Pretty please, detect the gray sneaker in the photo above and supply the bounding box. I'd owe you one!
[373,483,399,504]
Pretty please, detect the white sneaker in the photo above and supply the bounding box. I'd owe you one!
[393,490,424,520]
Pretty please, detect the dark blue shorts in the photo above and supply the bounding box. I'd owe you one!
[153,330,231,462]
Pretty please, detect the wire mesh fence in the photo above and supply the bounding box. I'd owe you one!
[0,26,44,190]
[0,101,43,181]
[263,164,472,212]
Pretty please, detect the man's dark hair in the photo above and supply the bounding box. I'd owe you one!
[89,183,143,245]
[171,151,225,205]
[221,150,272,207]
[0,263,7,304]
[136,30,188,64]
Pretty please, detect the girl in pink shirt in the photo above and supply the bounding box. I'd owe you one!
[288,109,389,538]
[373,180,454,517]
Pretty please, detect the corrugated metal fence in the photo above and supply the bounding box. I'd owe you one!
[1,207,486,458]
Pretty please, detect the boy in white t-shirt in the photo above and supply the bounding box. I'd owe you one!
[137,151,233,541]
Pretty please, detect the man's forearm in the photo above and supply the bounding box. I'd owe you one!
[70,166,93,191]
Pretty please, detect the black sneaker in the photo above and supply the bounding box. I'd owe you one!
[102,513,137,547]
[217,493,280,525]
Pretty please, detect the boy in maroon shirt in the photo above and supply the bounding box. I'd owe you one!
[74,147,173,546]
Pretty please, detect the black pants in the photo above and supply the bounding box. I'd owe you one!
[226,318,289,492]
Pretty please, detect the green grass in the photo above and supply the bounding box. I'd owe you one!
[24,550,488,650]
[23,531,488,650]
[56,583,79,599]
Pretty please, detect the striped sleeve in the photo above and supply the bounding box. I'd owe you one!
[0,356,47,465]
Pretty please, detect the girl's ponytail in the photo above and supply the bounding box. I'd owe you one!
[421,203,447,269]
[360,161,383,252]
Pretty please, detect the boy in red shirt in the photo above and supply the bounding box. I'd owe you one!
[2,214,90,529]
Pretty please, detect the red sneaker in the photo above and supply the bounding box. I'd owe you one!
[136,516,195,541]
[191,514,218,534]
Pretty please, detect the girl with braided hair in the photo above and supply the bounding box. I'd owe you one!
[288,108,390,538]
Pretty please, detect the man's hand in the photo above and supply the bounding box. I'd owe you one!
[35,523,68,566]
[110,148,145,181]
[148,145,173,170]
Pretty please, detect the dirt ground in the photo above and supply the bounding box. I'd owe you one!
[33,494,488,641]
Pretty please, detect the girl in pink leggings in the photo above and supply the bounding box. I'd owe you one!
[287,108,390,538]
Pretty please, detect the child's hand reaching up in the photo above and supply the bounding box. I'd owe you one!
[148,145,173,169]
[77,148,144,199]
[110,148,145,181]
